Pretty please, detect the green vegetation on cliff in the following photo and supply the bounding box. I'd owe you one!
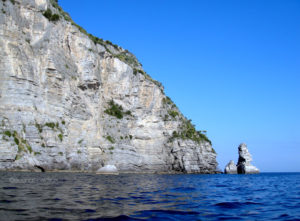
[104,100,131,119]
[43,8,60,22]
[170,119,212,145]
[2,130,32,160]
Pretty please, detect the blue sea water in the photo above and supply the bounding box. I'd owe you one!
[0,172,299,220]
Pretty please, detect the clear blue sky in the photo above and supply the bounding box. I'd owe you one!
[59,0,300,172]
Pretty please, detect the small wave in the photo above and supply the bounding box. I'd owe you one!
[83,215,141,221]
[171,187,196,192]
[278,213,289,218]
[2,187,17,189]
[244,202,262,205]
[0,200,14,203]
[147,209,199,215]
[132,209,199,220]
[215,202,243,209]
[114,197,129,201]
[85,209,96,213]
[215,201,261,209]
[0,208,27,212]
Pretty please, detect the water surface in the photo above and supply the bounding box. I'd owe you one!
[0,172,299,220]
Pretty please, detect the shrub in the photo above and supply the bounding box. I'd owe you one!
[43,9,52,19]
[168,110,179,119]
[45,122,56,129]
[58,134,63,142]
[114,52,140,67]
[51,14,60,21]
[26,144,32,153]
[133,69,137,75]
[109,146,114,150]
[35,123,43,133]
[4,131,11,137]
[162,96,176,107]
[104,100,131,119]
[15,155,21,161]
[14,137,19,145]
[169,119,212,145]
[106,135,115,144]
[104,100,123,119]
[163,115,169,121]
[43,9,60,22]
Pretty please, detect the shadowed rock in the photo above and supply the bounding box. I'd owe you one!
[34,165,45,172]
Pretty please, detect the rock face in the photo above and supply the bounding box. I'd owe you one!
[236,143,259,174]
[225,143,259,174]
[0,0,218,173]
[224,160,237,174]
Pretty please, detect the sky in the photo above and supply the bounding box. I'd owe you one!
[59,0,300,172]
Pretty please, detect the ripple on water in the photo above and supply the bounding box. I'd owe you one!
[0,172,299,220]
[2,187,17,190]
[132,209,200,220]
[170,187,196,193]
[215,201,263,209]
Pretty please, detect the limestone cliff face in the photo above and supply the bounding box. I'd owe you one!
[0,0,218,173]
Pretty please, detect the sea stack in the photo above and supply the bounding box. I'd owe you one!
[224,143,259,174]
[237,143,259,174]
[224,160,237,174]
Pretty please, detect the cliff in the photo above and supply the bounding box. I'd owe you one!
[0,0,218,173]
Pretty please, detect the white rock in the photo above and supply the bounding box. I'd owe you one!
[224,160,237,174]
[97,165,118,174]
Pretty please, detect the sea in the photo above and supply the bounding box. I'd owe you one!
[0,172,299,220]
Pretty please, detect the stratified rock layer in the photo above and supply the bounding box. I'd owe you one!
[0,0,218,173]
[236,143,259,174]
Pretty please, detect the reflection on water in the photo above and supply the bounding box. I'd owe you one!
[0,172,299,220]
